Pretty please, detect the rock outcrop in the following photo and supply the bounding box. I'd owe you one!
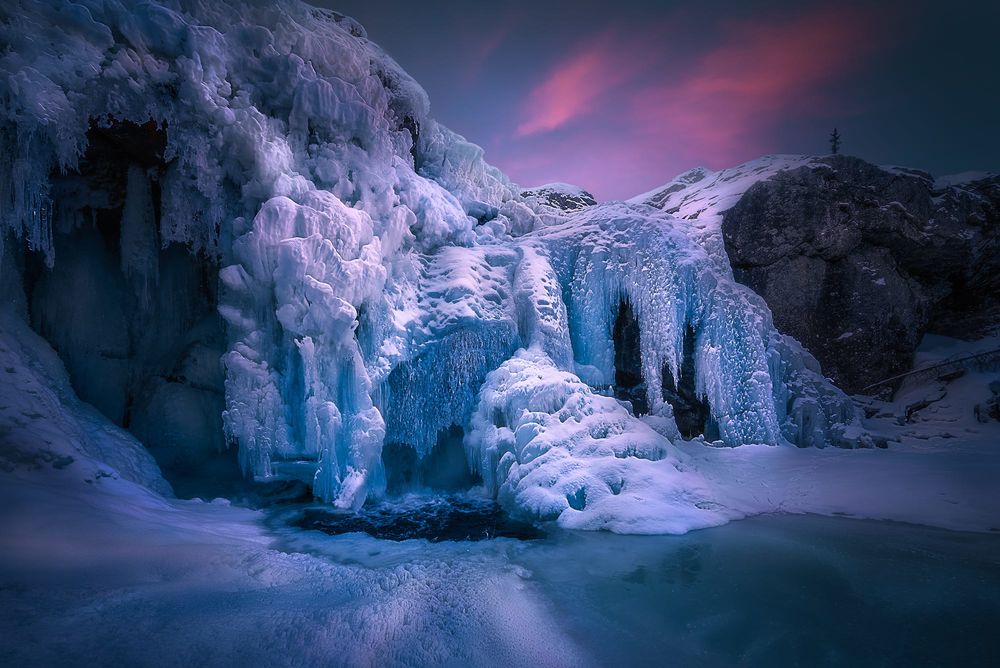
[720,156,1000,393]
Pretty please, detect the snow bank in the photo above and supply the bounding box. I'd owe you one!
[466,349,727,533]
[0,306,171,496]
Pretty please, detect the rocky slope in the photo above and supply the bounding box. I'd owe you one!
[636,156,1000,394]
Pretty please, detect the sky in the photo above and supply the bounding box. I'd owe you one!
[313,0,1000,200]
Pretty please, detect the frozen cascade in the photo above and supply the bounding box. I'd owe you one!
[0,0,867,526]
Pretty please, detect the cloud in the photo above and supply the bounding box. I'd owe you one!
[514,29,645,137]
[458,15,520,84]
[632,5,884,165]
[498,5,887,199]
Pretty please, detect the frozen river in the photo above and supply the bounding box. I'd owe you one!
[265,499,1000,666]
[2,477,999,666]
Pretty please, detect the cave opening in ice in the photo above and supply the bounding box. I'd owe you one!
[382,425,480,495]
[661,324,712,439]
[613,299,649,415]
[15,118,239,496]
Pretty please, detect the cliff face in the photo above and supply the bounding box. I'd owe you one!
[634,155,999,395]
[721,156,1000,393]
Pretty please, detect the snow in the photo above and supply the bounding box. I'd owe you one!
[0,474,590,666]
[0,306,171,496]
[522,182,591,197]
[934,171,996,189]
[697,332,1000,531]
[521,182,597,213]
[4,461,997,665]
[628,155,826,269]
[466,348,723,533]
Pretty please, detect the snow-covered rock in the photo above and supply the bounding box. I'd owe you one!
[628,155,824,270]
[635,155,1000,393]
[521,182,597,212]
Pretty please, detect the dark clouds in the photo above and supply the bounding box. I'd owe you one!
[313,0,1000,200]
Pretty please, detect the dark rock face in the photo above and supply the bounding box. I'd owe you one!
[722,156,1000,393]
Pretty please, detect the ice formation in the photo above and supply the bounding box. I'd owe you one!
[0,0,865,528]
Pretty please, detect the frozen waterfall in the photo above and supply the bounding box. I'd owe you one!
[0,0,868,529]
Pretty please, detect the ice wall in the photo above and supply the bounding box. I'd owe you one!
[0,0,866,525]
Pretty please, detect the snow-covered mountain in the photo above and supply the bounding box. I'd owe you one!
[520,182,597,212]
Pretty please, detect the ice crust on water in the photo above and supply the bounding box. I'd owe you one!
[1,0,864,528]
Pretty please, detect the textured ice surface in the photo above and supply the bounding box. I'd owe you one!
[1,0,870,528]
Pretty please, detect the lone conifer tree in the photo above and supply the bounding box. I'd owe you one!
[829,127,841,154]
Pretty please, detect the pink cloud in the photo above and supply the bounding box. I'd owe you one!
[495,6,888,199]
[515,29,645,137]
[459,16,519,85]
[633,6,883,165]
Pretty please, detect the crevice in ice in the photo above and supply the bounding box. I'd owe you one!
[613,299,649,415]
[402,115,420,165]
[661,325,712,439]
[382,424,480,495]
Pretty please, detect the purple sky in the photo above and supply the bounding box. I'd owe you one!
[316,1,1000,200]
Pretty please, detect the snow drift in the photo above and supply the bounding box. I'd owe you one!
[0,0,866,530]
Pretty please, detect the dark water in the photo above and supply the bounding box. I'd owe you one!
[294,495,544,542]
[516,514,1000,667]
[274,498,1000,665]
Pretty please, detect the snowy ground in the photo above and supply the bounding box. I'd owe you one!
[2,325,998,665]
[681,333,1000,532]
